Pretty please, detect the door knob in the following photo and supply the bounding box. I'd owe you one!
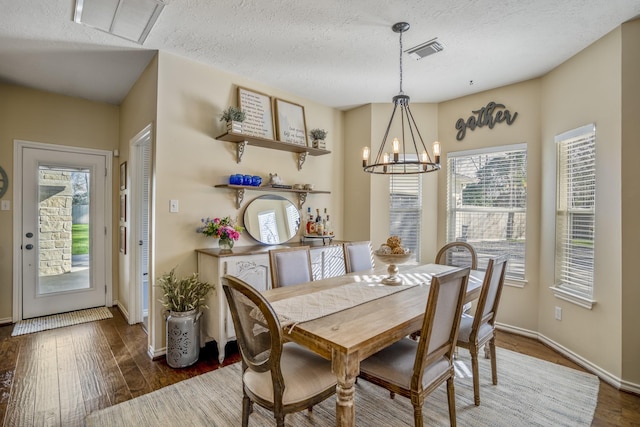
[25,244,34,250]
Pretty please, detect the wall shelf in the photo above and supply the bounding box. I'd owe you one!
[216,131,331,170]
[214,184,330,209]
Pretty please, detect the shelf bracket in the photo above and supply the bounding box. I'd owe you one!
[234,188,246,209]
[297,152,308,170]
[236,141,248,164]
[297,192,308,210]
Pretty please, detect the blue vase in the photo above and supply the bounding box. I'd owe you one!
[252,176,262,186]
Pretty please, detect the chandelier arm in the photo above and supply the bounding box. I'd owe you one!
[374,102,399,164]
[405,105,434,163]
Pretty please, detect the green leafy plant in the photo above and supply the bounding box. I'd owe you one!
[157,268,213,312]
[309,128,327,140]
[220,106,246,123]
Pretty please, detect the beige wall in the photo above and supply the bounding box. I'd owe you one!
[0,84,119,321]
[438,80,542,334]
[149,51,344,352]
[540,27,623,378]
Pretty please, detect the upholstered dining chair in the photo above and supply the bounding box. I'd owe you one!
[221,275,337,427]
[268,246,313,288]
[359,267,471,427]
[343,241,375,273]
[435,241,478,270]
[456,254,508,406]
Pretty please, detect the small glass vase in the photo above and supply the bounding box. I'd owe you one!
[218,236,234,253]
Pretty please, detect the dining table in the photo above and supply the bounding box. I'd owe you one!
[262,262,485,427]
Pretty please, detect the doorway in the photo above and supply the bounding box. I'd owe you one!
[14,141,112,320]
[129,125,153,330]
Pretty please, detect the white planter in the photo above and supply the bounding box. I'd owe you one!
[166,309,201,368]
[227,121,243,134]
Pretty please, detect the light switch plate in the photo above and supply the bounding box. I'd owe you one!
[170,199,179,213]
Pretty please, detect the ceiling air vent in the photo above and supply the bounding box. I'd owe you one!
[405,38,444,60]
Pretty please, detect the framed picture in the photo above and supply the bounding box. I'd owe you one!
[120,194,127,222]
[274,98,308,146]
[237,86,275,140]
[119,226,127,254]
[120,161,127,190]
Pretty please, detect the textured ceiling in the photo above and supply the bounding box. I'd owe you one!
[1,0,639,108]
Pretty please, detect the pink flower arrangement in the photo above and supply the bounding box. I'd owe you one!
[197,216,243,240]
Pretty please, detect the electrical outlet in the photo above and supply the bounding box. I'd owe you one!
[0,200,10,210]
[555,306,562,321]
[170,199,179,213]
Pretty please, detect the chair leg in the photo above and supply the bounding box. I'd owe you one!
[241,395,251,427]
[446,377,457,427]
[470,348,481,406]
[489,337,498,385]
[412,402,424,427]
[275,414,285,427]
[390,391,395,399]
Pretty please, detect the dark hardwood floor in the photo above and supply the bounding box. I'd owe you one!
[0,307,638,426]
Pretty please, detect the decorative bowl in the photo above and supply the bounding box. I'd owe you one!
[373,249,412,286]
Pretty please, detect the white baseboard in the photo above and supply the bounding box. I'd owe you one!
[496,322,640,395]
[0,316,13,326]
[148,345,165,359]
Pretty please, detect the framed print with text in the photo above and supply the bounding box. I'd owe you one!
[274,98,308,146]
[237,86,275,140]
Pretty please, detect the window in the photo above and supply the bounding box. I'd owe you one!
[389,163,422,261]
[553,124,596,303]
[446,144,527,279]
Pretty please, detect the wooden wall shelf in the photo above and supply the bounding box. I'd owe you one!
[215,184,330,209]
[216,131,331,170]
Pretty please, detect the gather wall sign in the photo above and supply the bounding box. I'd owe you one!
[455,101,518,141]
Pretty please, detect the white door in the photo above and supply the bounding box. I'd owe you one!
[21,146,108,318]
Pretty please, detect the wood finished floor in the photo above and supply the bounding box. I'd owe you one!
[0,307,638,426]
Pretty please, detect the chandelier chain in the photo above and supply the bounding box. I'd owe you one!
[399,29,403,94]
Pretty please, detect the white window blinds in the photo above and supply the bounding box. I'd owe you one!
[554,124,596,299]
[389,164,422,261]
[446,144,527,279]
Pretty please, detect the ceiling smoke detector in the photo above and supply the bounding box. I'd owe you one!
[74,0,166,44]
[405,38,444,60]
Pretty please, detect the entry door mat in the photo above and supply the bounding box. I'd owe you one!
[11,307,113,336]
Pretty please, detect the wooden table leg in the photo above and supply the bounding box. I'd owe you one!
[332,349,358,427]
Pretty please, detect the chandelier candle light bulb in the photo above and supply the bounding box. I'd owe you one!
[392,138,400,162]
[362,146,370,167]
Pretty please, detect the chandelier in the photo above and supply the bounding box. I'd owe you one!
[362,22,441,175]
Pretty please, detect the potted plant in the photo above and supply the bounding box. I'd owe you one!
[309,128,328,149]
[157,268,213,368]
[220,106,246,134]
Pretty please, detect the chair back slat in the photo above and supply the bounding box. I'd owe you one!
[413,267,470,384]
[269,246,313,288]
[473,254,509,334]
[435,242,478,270]
[343,241,374,273]
[222,275,283,373]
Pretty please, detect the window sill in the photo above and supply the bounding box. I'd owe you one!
[549,286,596,309]
[505,278,527,288]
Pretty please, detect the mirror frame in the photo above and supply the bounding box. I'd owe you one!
[243,195,300,244]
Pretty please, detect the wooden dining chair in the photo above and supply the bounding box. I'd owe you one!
[268,246,313,288]
[456,254,508,406]
[221,275,337,427]
[435,241,478,270]
[343,241,375,273]
[359,267,471,427]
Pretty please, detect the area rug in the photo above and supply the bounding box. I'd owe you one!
[11,307,113,336]
[85,347,599,426]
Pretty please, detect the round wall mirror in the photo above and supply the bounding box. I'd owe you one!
[243,195,300,244]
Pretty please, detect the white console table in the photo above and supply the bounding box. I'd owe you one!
[196,241,347,363]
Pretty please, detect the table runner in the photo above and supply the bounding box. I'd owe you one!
[271,269,441,329]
